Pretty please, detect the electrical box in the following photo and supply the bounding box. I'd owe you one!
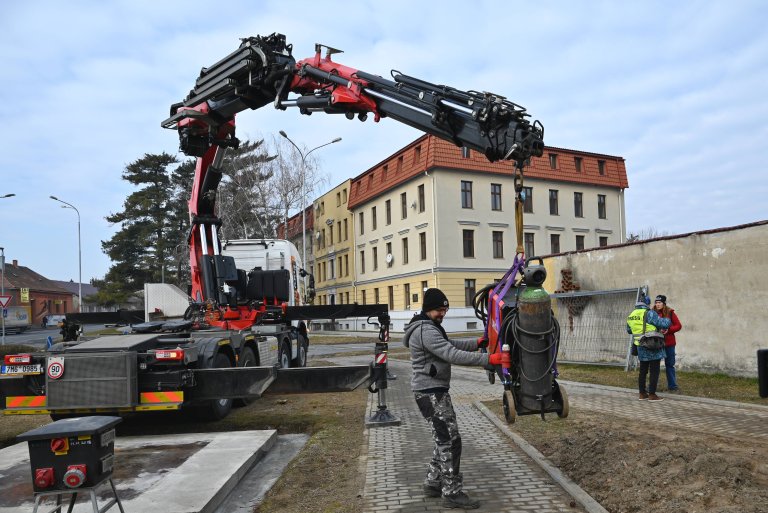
[17,416,122,492]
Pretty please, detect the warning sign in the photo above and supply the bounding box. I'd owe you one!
[0,295,10,308]
[47,357,65,380]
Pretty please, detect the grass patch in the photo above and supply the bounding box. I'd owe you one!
[557,363,767,404]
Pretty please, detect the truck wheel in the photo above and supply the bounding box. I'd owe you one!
[292,334,308,367]
[234,347,257,407]
[193,353,233,421]
[278,340,292,369]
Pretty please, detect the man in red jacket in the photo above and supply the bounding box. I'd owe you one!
[653,295,683,392]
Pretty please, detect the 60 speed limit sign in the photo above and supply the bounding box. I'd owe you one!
[47,357,65,380]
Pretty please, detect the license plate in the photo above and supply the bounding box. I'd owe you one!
[1,364,43,375]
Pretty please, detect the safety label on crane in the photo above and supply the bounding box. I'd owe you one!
[376,353,387,365]
[47,357,65,380]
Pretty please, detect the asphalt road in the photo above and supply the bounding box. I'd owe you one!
[0,324,105,348]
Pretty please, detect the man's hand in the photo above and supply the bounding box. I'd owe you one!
[489,353,503,366]
[477,337,488,350]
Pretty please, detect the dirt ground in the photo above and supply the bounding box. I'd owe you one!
[501,405,768,513]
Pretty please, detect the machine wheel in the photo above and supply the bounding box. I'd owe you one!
[234,347,258,407]
[292,334,308,367]
[502,390,517,424]
[278,339,292,369]
[556,383,569,419]
[192,353,234,421]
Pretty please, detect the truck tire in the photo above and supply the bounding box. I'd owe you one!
[278,339,292,369]
[192,353,234,421]
[292,333,308,367]
[234,346,258,407]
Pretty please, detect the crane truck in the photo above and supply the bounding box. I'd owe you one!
[1,32,547,421]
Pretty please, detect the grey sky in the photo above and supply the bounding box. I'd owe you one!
[1,1,766,282]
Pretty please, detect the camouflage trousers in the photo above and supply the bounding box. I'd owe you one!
[414,391,463,496]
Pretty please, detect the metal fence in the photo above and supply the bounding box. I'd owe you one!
[551,287,643,368]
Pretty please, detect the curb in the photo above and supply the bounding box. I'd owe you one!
[474,401,609,513]
[557,379,768,412]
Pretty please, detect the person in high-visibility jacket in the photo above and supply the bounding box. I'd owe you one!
[627,296,671,401]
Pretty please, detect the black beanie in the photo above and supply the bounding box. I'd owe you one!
[422,288,449,312]
[655,295,667,303]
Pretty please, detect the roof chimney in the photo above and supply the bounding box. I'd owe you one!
[12,259,17,267]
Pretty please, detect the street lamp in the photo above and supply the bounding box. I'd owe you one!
[50,196,82,313]
[278,131,341,280]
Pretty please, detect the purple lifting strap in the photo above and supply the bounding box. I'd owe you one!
[483,254,525,343]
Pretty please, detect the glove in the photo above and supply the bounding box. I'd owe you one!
[477,337,488,350]
[488,353,503,366]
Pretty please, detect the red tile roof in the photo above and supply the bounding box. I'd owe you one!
[348,134,628,209]
[278,205,314,239]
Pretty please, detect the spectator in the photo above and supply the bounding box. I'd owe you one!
[403,287,501,509]
[41,315,48,328]
[653,294,683,392]
[627,295,671,401]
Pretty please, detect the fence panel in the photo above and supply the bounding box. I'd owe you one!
[551,287,642,367]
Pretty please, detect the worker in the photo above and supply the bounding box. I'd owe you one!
[627,295,671,401]
[403,287,501,510]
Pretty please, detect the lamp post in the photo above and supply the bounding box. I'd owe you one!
[50,196,82,313]
[278,131,341,278]
[1,194,14,344]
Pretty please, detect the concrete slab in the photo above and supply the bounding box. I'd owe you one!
[0,429,276,513]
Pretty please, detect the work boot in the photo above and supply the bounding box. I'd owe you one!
[443,492,480,509]
[648,393,664,402]
[423,484,441,498]
[638,392,649,400]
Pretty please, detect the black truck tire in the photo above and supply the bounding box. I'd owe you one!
[234,346,258,407]
[278,339,292,369]
[191,352,234,421]
[292,333,308,367]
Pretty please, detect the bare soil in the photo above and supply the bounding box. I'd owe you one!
[492,403,768,513]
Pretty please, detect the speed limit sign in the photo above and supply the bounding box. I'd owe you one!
[47,357,65,380]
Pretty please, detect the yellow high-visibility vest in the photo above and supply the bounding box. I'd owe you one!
[627,307,657,346]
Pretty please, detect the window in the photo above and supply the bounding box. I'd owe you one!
[344,219,348,240]
[574,192,583,218]
[372,206,377,230]
[323,262,327,281]
[492,231,504,258]
[599,236,609,247]
[461,146,471,158]
[360,250,365,274]
[388,286,394,310]
[523,186,533,213]
[598,160,606,175]
[368,174,374,189]
[382,164,388,181]
[465,279,476,307]
[404,283,411,309]
[362,289,366,305]
[414,145,421,163]
[374,288,380,304]
[402,237,409,265]
[386,242,392,265]
[330,259,335,279]
[524,233,535,257]
[598,194,607,219]
[549,153,558,169]
[342,188,347,203]
[336,192,341,206]
[329,226,333,245]
[372,247,378,271]
[385,200,391,225]
[461,180,473,208]
[419,232,427,260]
[549,189,559,215]
[338,256,342,277]
[344,255,349,276]
[359,212,365,234]
[418,184,425,212]
[421,281,428,294]
[321,229,326,248]
[550,234,560,254]
[574,157,582,173]
[401,192,408,219]
[491,183,502,211]
[463,230,475,258]
[337,221,341,241]
[575,235,585,250]
[397,156,403,173]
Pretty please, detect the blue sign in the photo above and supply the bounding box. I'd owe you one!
[2,308,6,318]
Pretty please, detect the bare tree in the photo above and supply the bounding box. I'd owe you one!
[627,226,669,242]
